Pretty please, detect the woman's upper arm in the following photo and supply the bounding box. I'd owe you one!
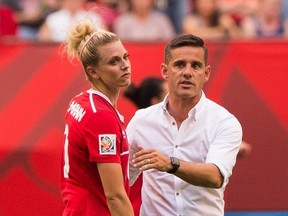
[97,162,134,215]
[97,162,126,198]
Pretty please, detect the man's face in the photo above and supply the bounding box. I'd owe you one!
[161,46,210,103]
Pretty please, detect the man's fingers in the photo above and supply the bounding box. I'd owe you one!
[133,148,153,158]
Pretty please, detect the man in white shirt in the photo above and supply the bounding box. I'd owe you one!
[127,34,242,216]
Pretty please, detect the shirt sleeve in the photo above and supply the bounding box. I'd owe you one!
[84,110,122,163]
[206,115,243,186]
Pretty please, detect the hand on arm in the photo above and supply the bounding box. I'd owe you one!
[132,148,223,188]
[97,163,134,216]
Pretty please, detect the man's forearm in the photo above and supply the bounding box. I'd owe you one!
[174,161,224,188]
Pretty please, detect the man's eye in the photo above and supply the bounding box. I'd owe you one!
[175,62,185,68]
[124,54,130,60]
[192,63,201,70]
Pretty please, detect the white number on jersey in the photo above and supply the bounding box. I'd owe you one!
[63,124,70,178]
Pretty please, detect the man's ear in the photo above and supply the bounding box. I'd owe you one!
[204,65,211,83]
[161,63,168,80]
[86,66,99,79]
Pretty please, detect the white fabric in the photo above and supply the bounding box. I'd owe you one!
[127,92,242,216]
[45,9,102,42]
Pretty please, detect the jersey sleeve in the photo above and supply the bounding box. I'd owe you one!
[84,110,122,163]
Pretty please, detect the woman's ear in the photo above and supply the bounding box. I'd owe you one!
[86,66,99,79]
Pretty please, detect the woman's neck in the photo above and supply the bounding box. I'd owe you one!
[91,84,119,108]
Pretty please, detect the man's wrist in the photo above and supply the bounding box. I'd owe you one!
[167,157,180,174]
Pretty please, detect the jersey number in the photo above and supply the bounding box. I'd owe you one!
[63,124,70,178]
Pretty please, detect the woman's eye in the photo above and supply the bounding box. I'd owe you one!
[110,60,117,65]
[109,58,119,65]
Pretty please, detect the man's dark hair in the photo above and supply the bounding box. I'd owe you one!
[164,34,208,65]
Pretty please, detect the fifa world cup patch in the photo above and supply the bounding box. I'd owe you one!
[99,134,116,155]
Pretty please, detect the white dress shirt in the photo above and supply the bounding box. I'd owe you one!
[127,92,242,216]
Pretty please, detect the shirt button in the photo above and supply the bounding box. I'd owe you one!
[175,145,178,148]
[176,192,179,196]
[172,122,176,125]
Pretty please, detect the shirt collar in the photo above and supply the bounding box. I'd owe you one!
[86,88,125,123]
[161,91,206,122]
[87,88,112,105]
[192,91,206,121]
[162,94,169,113]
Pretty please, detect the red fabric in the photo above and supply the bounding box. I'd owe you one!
[130,174,143,216]
[61,92,130,215]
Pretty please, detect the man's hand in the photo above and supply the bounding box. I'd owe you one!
[132,147,172,172]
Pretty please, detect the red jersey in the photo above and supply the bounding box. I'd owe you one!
[61,89,129,216]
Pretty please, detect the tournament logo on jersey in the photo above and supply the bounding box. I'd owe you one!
[99,134,116,155]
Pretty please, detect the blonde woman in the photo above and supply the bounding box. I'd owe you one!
[61,19,133,216]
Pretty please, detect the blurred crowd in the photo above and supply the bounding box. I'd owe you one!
[1,0,288,42]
